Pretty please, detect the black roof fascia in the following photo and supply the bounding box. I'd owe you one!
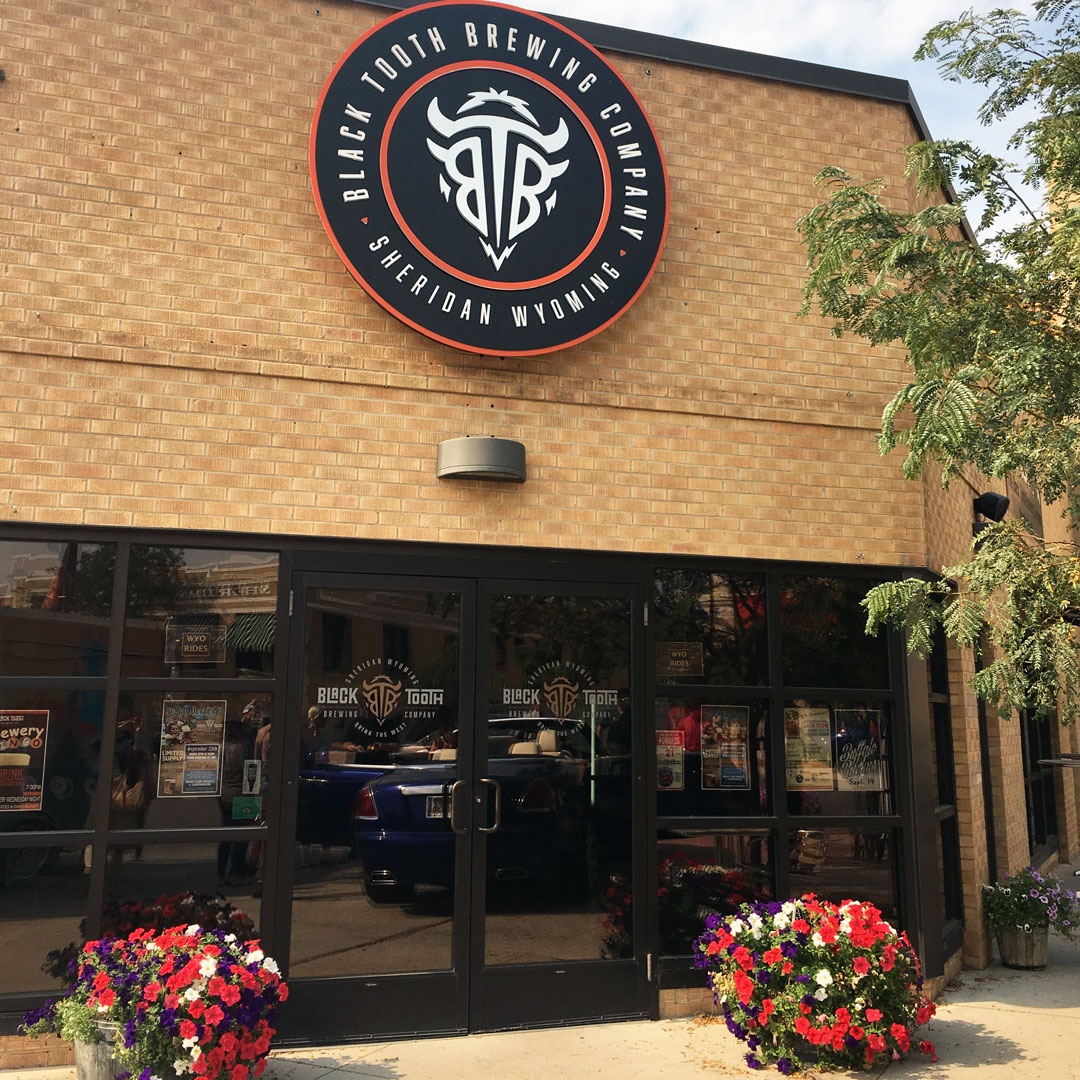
[345,0,933,143]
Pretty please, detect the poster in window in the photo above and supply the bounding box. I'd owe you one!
[834,709,884,791]
[158,700,226,797]
[784,707,833,791]
[0,710,49,812]
[656,642,704,679]
[701,705,750,790]
[656,730,685,790]
[165,623,227,664]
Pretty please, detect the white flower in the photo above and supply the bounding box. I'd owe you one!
[182,1037,199,1051]
[814,968,833,987]
[199,957,217,977]
[184,986,201,1002]
[781,900,797,916]
[173,1061,189,1075]
[224,934,237,943]
[96,1003,110,1013]
[813,987,828,1001]
[190,1047,202,1062]
[262,957,280,975]
[811,932,825,947]
[729,919,745,935]
[245,948,265,964]
[185,924,201,936]
[773,913,790,931]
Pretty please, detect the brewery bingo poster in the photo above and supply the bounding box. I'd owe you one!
[0,710,49,811]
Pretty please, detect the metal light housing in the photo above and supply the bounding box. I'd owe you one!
[436,437,526,483]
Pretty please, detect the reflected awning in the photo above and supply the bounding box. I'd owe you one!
[226,612,277,652]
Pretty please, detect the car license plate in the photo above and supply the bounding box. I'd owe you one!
[426,795,448,819]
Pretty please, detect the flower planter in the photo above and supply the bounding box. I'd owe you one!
[996,925,1048,970]
[73,1022,122,1080]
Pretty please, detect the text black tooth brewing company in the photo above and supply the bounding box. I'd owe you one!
[310,0,668,355]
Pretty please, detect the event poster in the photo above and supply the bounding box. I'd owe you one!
[656,730,686,790]
[784,707,833,790]
[158,700,226,797]
[0,710,49,812]
[701,705,750,790]
[834,709,884,791]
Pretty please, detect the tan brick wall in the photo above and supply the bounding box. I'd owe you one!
[0,0,928,565]
[0,1033,74,1070]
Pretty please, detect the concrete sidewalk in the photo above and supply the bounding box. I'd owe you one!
[6,870,1079,1080]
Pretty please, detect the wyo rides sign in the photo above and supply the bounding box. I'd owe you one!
[310,1,668,355]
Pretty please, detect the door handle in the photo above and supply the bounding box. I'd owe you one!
[478,778,501,833]
[449,780,470,834]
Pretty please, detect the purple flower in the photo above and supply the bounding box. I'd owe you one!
[745,1052,761,1069]
[1030,889,1040,898]
[757,970,771,984]
[777,1058,794,1075]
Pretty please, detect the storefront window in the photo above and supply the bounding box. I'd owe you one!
[783,701,893,815]
[107,693,274,832]
[653,570,767,685]
[103,843,261,929]
[0,844,88,991]
[648,831,772,957]
[779,576,889,689]
[655,698,769,815]
[0,540,115,676]
[121,547,278,678]
[788,827,898,921]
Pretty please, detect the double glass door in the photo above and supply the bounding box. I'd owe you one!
[280,572,645,1040]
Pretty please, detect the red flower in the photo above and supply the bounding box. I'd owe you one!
[762,948,783,965]
[231,1066,248,1080]
[795,1017,810,1036]
[205,1005,226,1027]
[865,1008,882,1022]
[781,961,793,975]
[849,1026,864,1041]
[867,1033,886,1052]
[792,918,810,934]
[853,957,871,975]
[189,1000,205,1020]
[180,1020,198,1040]
[919,1040,938,1062]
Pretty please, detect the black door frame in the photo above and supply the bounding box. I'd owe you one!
[277,563,650,1042]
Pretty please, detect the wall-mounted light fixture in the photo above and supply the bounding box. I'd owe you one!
[973,491,1010,522]
[436,436,526,483]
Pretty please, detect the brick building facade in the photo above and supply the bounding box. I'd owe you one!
[1,0,1078,1052]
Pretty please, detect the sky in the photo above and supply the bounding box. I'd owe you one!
[524,0,1041,208]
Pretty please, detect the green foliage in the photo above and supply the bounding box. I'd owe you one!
[981,865,1080,936]
[800,2,1080,723]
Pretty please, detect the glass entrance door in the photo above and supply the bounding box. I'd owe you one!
[280,574,475,1041]
[473,585,644,1029]
[280,573,645,1041]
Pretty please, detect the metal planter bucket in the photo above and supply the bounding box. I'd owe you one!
[73,1021,122,1080]
[996,925,1049,970]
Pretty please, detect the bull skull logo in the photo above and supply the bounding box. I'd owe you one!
[543,677,580,720]
[362,675,403,725]
[427,89,570,271]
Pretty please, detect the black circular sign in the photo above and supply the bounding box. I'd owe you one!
[310,0,668,355]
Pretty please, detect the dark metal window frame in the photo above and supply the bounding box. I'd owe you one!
[0,521,932,1027]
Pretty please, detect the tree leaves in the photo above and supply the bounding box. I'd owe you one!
[800,4,1080,722]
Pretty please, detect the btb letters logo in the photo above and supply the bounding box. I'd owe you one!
[427,89,570,271]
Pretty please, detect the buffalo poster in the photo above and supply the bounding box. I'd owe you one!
[701,705,750,790]
[784,707,833,791]
[834,710,884,791]
[0,710,49,812]
[656,730,686,790]
[158,700,226,797]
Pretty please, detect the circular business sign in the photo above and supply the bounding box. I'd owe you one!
[310,0,668,355]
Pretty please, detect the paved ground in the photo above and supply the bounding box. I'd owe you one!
[6,864,1079,1080]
